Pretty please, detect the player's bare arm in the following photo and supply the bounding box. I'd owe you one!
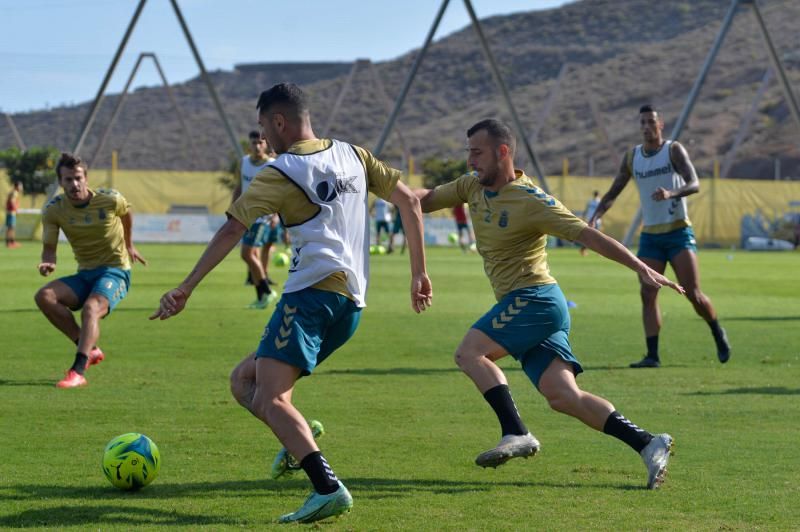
[121,211,147,266]
[652,142,700,201]
[150,217,247,320]
[390,182,432,313]
[38,243,57,276]
[591,155,632,224]
[574,226,684,295]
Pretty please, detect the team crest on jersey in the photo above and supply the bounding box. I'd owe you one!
[498,210,509,228]
[315,173,361,202]
[98,208,107,220]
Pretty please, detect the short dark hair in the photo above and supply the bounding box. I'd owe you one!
[56,152,87,179]
[639,104,657,114]
[248,130,262,140]
[467,119,516,155]
[256,83,308,119]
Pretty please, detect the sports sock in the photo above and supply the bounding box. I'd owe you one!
[300,451,339,495]
[71,352,89,375]
[645,335,659,360]
[258,280,271,297]
[483,384,528,437]
[708,319,724,340]
[255,281,265,300]
[603,411,653,453]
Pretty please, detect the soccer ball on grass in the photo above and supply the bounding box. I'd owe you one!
[102,432,161,490]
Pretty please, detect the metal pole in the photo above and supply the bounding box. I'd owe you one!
[169,0,244,159]
[373,0,450,157]
[367,60,411,159]
[149,53,198,162]
[622,0,742,247]
[582,70,620,170]
[73,0,147,155]
[720,67,773,178]
[88,54,147,167]
[463,0,550,193]
[323,60,360,138]
[750,0,800,136]
[4,113,27,151]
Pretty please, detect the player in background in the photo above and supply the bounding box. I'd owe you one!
[578,190,601,256]
[414,119,683,489]
[232,131,277,309]
[5,181,23,248]
[453,202,476,252]
[371,197,392,245]
[35,153,146,388]
[591,104,730,368]
[152,83,432,523]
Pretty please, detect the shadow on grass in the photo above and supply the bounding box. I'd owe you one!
[0,379,54,387]
[725,316,800,322]
[685,386,800,396]
[0,504,238,528]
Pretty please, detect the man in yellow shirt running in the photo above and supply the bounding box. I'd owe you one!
[35,153,147,388]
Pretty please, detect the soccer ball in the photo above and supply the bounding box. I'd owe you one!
[102,433,161,490]
[448,232,459,245]
[369,245,378,255]
[376,245,387,255]
[273,252,290,267]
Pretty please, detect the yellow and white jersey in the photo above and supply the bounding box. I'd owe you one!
[42,188,131,270]
[631,140,691,234]
[228,138,400,305]
[427,171,587,301]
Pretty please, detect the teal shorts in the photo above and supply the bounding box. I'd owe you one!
[5,213,16,228]
[242,222,269,247]
[256,288,362,376]
[638,226,697,263]
[473,284,583,389]
[265,224,283,245]
[60,266,131,314]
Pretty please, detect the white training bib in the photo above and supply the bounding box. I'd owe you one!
[632,140,690,231]
[270,140,370,307]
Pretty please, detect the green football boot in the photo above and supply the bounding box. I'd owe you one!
[270,419,325,479]
[278,481,353,524]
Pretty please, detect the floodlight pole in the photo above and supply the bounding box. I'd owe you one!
[622,0,742,247]
[720,67,773,178]
[73,0,147,155]
[367,60,411,160]
[169,0,243,160]
[322,60,360,137]
[4,113,27,151]
[374,0,450,157]
[530,63,568,144]
[89,53,196,167]
[463,0,550,193]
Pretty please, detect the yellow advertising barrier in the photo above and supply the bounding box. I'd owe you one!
[3,169,799,247]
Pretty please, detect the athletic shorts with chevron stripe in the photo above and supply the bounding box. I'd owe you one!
[472,284,583,388]
[255,287,361,376]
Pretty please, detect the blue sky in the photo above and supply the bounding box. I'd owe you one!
[0,0,573,114]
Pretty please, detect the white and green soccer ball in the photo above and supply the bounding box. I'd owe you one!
[102,432,161,490]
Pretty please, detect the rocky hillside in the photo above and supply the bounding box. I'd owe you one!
[3,0,800,178]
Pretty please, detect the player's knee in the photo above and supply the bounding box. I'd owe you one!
[685,287,704,306]
[82,297,107,319]
[34,287,54,309]
[640,285,659,305]
[453,348,477,370]
[542,386,579,414]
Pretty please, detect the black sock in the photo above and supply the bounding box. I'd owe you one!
[483,384,528,437]
[646,336,659,360]
[300,451,339,495]
[708,319,723,340]
[603,411,653,453]
[71,352,89,375]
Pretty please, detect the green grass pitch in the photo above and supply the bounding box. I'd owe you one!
[1,243,798,530]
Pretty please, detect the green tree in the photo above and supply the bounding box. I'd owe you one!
[420,157,468,188]
[0,146,60,201]
[218,139,251,192]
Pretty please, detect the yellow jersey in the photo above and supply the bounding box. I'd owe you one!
[428,171,587,300]
[227,138,400,298]
[42,188,131,270]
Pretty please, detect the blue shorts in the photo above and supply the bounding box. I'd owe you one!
[472,284,583,389]
[638,226,697,263]
[60,267,131,314]
[256,288,362,376]
[456,222,469,232]
[5,213,16,228]
[375,220,390,234]
[265,224,283,245]
[392,215,404,234]
[242,222,269,247]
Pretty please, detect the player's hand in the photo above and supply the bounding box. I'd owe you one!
[150,287,189,320]
[38,262,56,276]
[410,272,433,313]
[128,246,148,266]
[651,187,672,201]
[638,267,685,295]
